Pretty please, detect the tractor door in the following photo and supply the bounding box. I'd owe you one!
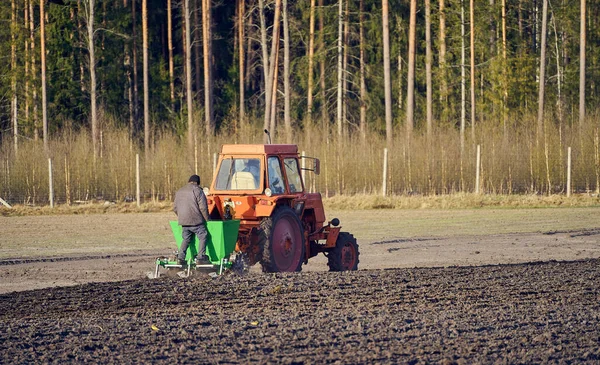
[266,156,286,195]
[266,156,305,195]
[281,157,304,193]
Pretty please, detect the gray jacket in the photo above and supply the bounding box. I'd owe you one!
[174,183,210,226]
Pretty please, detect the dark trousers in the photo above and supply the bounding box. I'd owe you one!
[179,224,208,261]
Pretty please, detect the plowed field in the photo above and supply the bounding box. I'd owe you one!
[1,260,599,364]
[2,209,600,363]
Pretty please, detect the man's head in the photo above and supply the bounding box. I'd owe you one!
[188,175,201,185]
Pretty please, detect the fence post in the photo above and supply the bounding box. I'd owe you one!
[0,197,11,208]
[48,158,54,208]
[136,153,141,207]
[1,159,10,208]
[567,146,572,197]
[475,144,481,194]
[382,148,388,197]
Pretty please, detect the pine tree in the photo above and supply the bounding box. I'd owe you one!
[382,0,392,145]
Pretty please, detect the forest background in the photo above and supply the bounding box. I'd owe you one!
[0,0,599,206]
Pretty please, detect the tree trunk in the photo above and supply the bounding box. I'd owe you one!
[264,0,281,138]
[439,0,447,120]
[359,0,366,140]
[283,0,291,143]
[425,0,433,138]
[142,0,150,158]
[307,0,316,125]
[127,51,134,139]
[269,39,280,136]
[11,0,18,153]
[244,10,253,88]
[132,0,138,127]
[259,0,269,126]
[185,0,194,151]
[382,0,393,145]
[470,0,476,140]
[25,1,30,135]
[194,0,202,103]
[123,0,134,139]
[101,1,106,96]
[406,0,417,137]
[29,0,38,141]
[342,0,349,137]
[167,0,175,112]
[536,0,548,135]
[244,11,253,90]
[238,0,245,126]
[203,0,214,135]
[398,35,403,116]
[501,0,507,134]
[78,0,84,95]
[460,0,466,154]
[489,0,495,54]
[85,0,98,157]
[337,0,344,140]
[579,0,586,127]
[319,0,327,131]
[551,10,562,124]
[518,0,523,38]
[41,0,49,152]
[182,15,187,109]
[532,1,538,53]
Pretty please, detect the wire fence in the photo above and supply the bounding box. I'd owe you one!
[3,117,600,207]
[0,141,595,208]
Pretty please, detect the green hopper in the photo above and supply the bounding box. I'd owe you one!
[153,219,241,277]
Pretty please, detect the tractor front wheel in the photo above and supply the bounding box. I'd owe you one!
[260,206,305,272]
[327,232,359,271]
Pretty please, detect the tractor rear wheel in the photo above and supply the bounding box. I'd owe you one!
[260,206,305,272]
[327,232,359,271]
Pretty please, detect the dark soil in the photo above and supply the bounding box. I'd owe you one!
[1,259,599,364]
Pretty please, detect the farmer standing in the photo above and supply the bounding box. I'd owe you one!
[174,175,210,265]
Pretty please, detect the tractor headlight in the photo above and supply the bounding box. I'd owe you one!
[264,188,272,197]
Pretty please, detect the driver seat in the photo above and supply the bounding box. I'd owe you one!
[230,172,256,189]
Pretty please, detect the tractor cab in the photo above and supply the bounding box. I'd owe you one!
[208,144,316,197]
[205,144,321,225]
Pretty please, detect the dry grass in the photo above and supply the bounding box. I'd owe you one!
[2,111,600,205]
[330,207,600,241]
[2,193,600,217]
[0,202,173,217]
[323,193,600,210]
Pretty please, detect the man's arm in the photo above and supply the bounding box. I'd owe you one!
[197,190,210,222]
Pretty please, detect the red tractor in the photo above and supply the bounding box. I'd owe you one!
[205,144,359,272]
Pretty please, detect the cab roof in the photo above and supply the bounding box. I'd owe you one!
[220,144,298,155]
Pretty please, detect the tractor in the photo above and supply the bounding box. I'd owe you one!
[154,144,359,276]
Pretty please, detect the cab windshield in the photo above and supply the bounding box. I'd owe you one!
[214,158,261,191]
